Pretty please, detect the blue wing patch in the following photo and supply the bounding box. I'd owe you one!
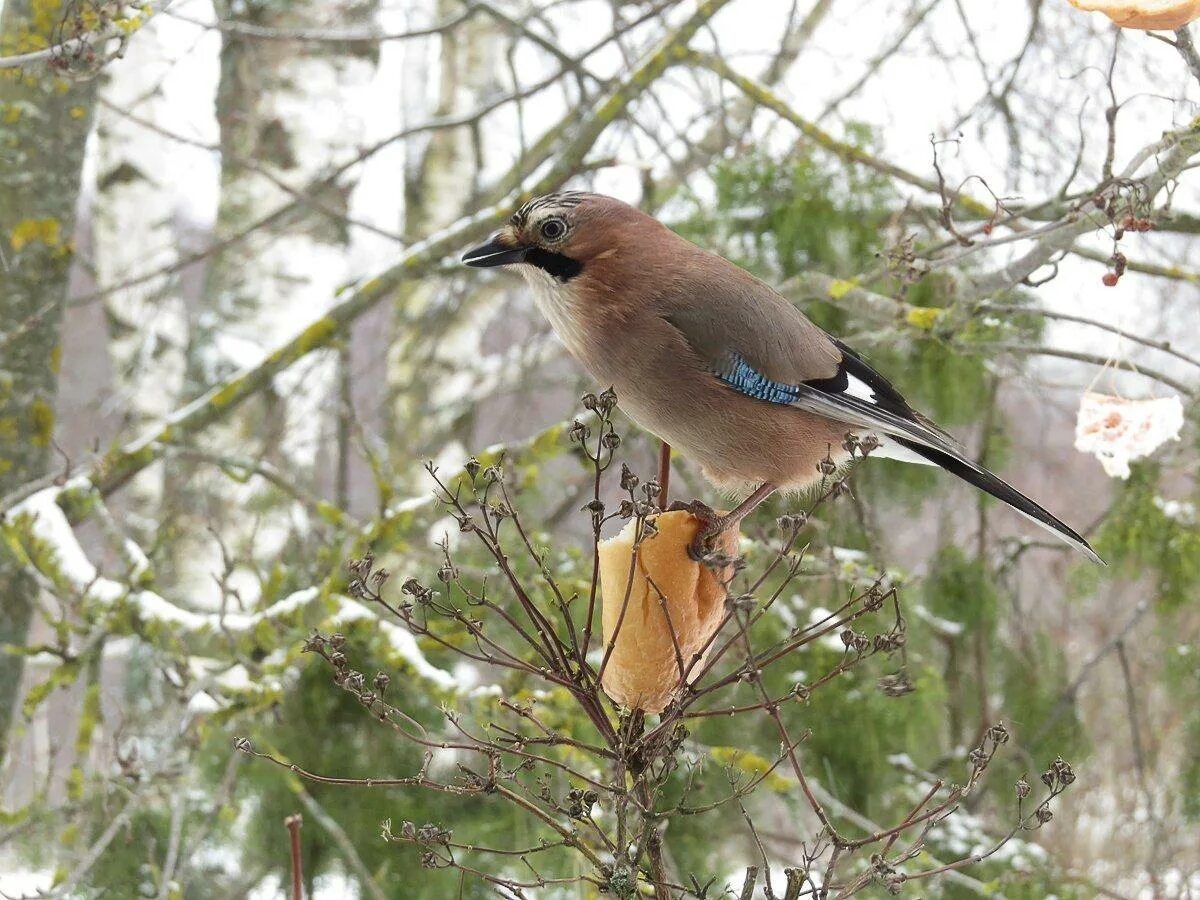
[718,354,802,404]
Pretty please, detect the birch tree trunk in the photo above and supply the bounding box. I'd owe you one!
[159,0,378,590]
[386,0,503,471]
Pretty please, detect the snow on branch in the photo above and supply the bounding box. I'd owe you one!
[6,482,454,688]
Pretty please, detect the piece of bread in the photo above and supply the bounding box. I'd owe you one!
[598,511,739,714]
[1068,0,1200,29]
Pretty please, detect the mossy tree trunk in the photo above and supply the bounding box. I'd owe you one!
[0,0,98,755]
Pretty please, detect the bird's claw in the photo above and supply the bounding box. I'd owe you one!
[666,499,725,564]
[686,534,711,563]
[667,499,718,525]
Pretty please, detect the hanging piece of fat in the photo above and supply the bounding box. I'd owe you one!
[598,510,740,714]
[1068,0,1200,30]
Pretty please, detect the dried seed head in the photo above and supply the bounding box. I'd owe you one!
[1052,756,1075,786]
[877,671,915,697]
[841,629,870,653]
[409,583,435,605]
[863,585,886,612]
[620,463,640,492]
[347,554,373,578]
[730,592,756,613]
[302,633,327,654]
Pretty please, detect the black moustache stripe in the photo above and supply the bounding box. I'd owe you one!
[525,248,583,282]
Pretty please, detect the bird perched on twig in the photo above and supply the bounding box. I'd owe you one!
[462,191,1101,565]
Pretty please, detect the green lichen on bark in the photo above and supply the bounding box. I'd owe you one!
[0,0,98,754]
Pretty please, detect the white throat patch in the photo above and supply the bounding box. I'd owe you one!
[518,265,590,360]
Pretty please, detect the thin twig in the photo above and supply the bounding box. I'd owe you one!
[284,814,304,900]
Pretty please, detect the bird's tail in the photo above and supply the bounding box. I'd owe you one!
[892,437,1104,565]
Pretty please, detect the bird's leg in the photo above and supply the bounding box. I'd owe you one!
[670,482,778,561]
[657,440,671,511]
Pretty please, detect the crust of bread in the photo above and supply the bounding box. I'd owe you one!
[598,511,739,714]
[1069,0,1200,29]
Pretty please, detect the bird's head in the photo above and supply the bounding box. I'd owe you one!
[461,191,659,288]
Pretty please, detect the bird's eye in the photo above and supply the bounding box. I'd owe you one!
[539,218,567,241]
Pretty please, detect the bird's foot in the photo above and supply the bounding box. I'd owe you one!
[666,498,717,521]
[666,500,725,562]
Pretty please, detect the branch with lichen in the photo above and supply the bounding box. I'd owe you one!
[689,50,1200,303]
[0,0,733,523]
[0,0,174,74]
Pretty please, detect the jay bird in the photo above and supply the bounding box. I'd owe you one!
[462,191,1101,565]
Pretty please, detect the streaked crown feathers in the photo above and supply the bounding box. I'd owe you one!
[510,191,591,231]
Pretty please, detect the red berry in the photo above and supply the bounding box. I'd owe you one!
[1102,272,1119,287]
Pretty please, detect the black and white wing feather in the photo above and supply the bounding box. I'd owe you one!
[666,306,1102,564]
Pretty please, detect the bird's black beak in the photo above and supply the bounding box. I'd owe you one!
[461,233,528,268]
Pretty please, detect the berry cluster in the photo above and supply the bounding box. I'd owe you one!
[1102,250,1127,287]
[1117,215,1154,236]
